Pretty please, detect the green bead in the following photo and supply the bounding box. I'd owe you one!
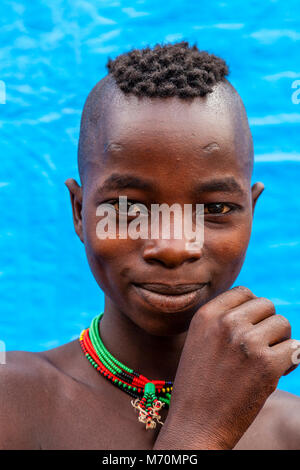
[83,313,173,408]
[89,314,134,374]
[145,383,156,395]
[159,397,170,406]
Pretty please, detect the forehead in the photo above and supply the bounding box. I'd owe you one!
[104,90,244,150]
[83,84,253,193]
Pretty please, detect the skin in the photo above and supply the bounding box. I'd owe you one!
[1,77,300,450]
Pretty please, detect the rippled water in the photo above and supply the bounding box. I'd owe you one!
[1,0,300,394]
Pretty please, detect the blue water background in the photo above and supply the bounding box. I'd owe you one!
[1,1,300,394]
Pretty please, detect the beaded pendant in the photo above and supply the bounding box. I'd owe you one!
[79,313,173,430]
[131,382,165,429]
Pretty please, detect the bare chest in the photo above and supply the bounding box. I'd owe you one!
[40,382,169,450]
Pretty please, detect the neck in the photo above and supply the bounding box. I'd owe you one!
[98,298,188,381]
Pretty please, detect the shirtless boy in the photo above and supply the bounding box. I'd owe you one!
[1,42,300,450]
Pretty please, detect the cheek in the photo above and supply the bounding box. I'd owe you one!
[209,229,250,260]
[205,220,252,277]
[83,236,133,297]
[83,204,122,259]
[82,208,140,291]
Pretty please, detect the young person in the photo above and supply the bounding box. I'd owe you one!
[1,42,300,450]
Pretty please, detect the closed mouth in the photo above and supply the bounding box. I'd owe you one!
[132,282,207,312]
[133,283,206,295]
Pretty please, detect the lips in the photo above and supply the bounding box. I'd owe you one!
[132,282,207,312]
[135,283,205,295]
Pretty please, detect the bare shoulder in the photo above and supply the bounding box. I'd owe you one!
[0,350,48,449]
[0,345,77,449]
[235,389,300,450]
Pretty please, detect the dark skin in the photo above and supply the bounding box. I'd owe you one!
[1,79,300,449]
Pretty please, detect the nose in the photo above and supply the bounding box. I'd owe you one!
[142,239,202,269]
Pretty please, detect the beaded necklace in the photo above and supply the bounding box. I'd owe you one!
[79,313,173,430]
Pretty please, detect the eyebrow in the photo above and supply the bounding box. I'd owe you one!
[96,174,245,198]
[192,177,246,196]
[97,173,155,193]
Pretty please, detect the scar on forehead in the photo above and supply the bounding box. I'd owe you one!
[103,142,124,153]
[201,142,220,153]
[104,141,220,155]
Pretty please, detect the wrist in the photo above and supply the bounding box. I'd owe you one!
[153,415,233,450]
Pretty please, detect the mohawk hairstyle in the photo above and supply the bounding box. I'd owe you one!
[106,41,229,99]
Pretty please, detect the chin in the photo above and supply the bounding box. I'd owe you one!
[126,281,210,334]
[127,304,200,337]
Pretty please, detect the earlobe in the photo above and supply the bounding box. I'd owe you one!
[65,178,84,243]
[251,182,264,215]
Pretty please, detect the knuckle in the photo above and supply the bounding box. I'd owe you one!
[258,297,276,313]
[192,305,210,326]
[245,347,278,390]
[232,285,254,298]
[228,327,250,352]
[237,330,259,357]
[276,314,291,334]
[275,314,290,326]
[231,328,270,363]
[219,310,238,331]
[253,347,279,381]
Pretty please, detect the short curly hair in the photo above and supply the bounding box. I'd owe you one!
[106,41,229,99]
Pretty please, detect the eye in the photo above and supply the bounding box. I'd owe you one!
[204,203,233,215]
[112,200,148,217]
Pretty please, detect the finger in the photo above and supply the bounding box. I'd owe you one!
[251,314,291,345]
[269,339,300,377]
[225,297,276,326]
[202,286,256,316]
[283,340,300,375]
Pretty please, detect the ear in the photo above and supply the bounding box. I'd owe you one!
[251,182,264,215]
[65,178,84,243]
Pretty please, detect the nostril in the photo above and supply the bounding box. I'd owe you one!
[143,240,202,268]
[144,257,166,267]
